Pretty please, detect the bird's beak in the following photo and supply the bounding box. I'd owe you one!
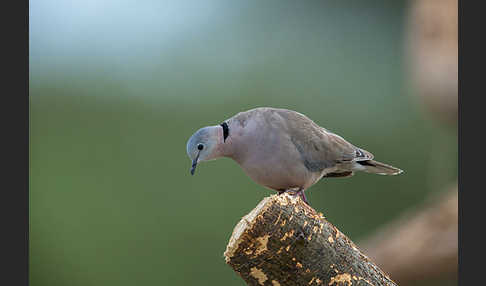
[190,152,201,175]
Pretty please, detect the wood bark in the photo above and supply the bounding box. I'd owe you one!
[224,193,398,286]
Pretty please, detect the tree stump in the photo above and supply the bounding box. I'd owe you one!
[224,193,398,286]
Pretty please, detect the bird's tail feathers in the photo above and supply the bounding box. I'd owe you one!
[356,160,403,175]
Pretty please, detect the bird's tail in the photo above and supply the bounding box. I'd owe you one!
[356,160,403,175]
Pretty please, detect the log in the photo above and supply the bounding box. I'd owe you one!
[224,193,398,286]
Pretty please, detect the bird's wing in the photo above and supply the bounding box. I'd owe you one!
[273,109,373,173]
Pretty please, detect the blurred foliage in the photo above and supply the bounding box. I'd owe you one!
[30,1,457,285]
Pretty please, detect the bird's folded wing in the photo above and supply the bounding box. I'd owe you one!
[274,109,372,172]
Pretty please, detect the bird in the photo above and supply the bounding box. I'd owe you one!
[186,107,403,204]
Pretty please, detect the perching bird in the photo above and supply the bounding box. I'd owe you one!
[186,107,402,204]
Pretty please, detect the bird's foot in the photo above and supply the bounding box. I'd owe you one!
[296,189,310,206]
[277,188,310,206]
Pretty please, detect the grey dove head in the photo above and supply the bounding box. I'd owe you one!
[186,125,225,175]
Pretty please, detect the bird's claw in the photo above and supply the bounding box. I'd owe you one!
[277,188,310,206]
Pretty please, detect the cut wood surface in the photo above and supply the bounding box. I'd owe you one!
[224,193,398,286]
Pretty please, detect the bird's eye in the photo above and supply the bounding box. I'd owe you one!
[197,144,204,150]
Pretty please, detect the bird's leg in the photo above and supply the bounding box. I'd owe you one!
[296,188,310,205]
[277,188,310,206]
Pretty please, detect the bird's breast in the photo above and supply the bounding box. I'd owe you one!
[227,115,320,190]
[234,144,317,191]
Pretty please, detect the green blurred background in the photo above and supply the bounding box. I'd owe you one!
[30,1,457,285]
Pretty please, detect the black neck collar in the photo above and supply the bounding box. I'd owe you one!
[220,122,229,142]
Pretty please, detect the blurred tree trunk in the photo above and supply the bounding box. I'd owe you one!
[406,0,458,127]
[398,2,458,282]
[359,185,458,285]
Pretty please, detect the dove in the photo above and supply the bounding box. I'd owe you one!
[186,107,402,204]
